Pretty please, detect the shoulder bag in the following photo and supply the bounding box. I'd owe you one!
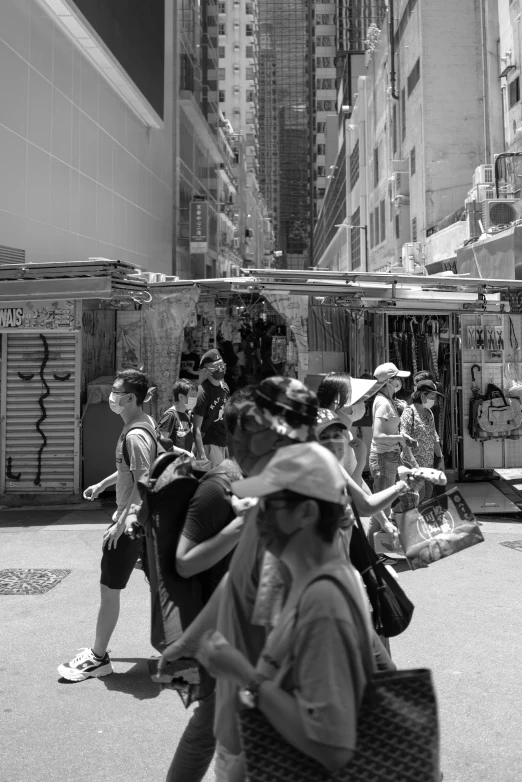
[238,573,439,782]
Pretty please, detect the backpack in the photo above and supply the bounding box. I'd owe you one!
[158,407,194,453]
[137,453,229,652]
[121,422,174,469]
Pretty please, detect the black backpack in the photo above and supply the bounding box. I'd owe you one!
[137,453,228,652]
[121,422,173,469]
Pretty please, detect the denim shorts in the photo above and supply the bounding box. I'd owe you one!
[369,450,400,493]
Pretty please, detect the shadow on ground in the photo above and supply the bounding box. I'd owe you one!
[57,657,162,700]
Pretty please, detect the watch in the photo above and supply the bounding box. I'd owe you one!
[238,676,265,710]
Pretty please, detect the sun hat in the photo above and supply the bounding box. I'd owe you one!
[347,377,384,406]
[315,408,347,437]
[373,362,411,382]
[416,379,443,397]
[231,442,347,505]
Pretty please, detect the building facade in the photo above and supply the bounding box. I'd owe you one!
[0,0,174,272]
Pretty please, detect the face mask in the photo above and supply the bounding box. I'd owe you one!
[211,370,225,380]
[109,391,130,415]
[424,397,435,409]
[256,505,303,558]
[349,400,366,423]
[233,426,280,476]
[389,379,401,395]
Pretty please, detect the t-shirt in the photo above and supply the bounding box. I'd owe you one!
[114,415,156,519]
[256,560,371,751]
[179,351,200,381]
[193,380,229,447]
[158,407,193,453]
[371,393,401,454]
[182,459,243,599]
[214,513,273,753]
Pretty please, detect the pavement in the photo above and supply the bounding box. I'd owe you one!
[1,503,522,781]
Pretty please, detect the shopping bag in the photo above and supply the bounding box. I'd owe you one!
[395,488,484,570]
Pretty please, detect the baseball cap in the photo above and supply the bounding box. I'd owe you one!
[200,349,223,367]
[373,362,410,382]
[232,442,347,505]
[416,379,443,396]
[315,408,347,437]
[254,377,318,441]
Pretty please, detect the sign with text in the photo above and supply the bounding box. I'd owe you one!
[0,300,76,330]
[189,200,209,254]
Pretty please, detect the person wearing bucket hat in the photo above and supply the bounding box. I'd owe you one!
[368,363,416,549]
[399,380,444,502]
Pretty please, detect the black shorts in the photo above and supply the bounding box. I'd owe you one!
[100,530,143,590]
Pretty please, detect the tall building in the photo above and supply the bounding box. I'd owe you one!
[258,0,312,269]
[258,23,280,242]
[0,0,174,271]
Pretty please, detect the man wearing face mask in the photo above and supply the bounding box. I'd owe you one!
[368,363,416,549]
[58,370,156,681]
[193,349,229,467]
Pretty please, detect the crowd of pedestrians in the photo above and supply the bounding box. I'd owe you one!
[57,352,442,780]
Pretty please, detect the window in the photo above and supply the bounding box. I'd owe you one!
[380,200,386,243]
[317,144,326,156]
[412,217,418,242]
[219,46,225,58]
[246,90,254,103]
[410,146,416,176]
[350,140,360,189]
[218,1,226,12]
[219,22,226,35]
[392,103,397,155]
[219,90,225,102]
[509,77,520,108]
[246,24,253,36]
[373,145,379,187]
[370,211,375,248]
[401,88,406,140]
[317,78,335,89]
[218,68,226,80]
[246,2,253,13]
[350,208,361,268]
[317,122,326,133]
[395,214,400,240]
[407,58,420,96]
[374,206,380,245]
[246,67,254,80]
[318,188,326,198]
[317,166,326,177]
[246,45,253,58]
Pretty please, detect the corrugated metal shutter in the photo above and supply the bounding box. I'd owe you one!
[3,333,79,493]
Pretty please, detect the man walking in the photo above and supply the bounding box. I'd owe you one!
[58,369,156,681]
[192,349,229,467]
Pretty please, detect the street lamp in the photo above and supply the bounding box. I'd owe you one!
[335,222,369,272]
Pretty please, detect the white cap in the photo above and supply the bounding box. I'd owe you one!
[231,442,347,506]
[373,362,411,382]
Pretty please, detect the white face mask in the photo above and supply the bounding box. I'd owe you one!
[109,391,130,415]
[423,397,435,409]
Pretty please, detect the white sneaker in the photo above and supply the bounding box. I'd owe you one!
[58,648,113,681]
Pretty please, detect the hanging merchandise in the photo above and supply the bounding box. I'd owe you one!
[468,364,484,441]
[476,383,522,438]
[271,335,287,365]
[466,326,476,350]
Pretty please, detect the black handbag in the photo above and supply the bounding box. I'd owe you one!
[348,494,414,638]
[238,574,440,782]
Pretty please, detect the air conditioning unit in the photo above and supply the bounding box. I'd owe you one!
[394,194,410,210]
[392,159,409,174]
[473,164,494,187]
[402,242,424,274]
[392,171,410,199]
[481,199,518,230]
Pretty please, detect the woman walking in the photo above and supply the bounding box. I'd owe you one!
[400,379,444,502]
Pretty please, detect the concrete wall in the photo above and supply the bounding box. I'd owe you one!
[0,0,173,271]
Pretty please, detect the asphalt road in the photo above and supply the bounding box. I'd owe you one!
[1,505,521,782]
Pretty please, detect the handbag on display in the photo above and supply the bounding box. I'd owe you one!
[348,497,414,638]
[238,574,440,782]
[477,383,522,435]
[394,487,484,570]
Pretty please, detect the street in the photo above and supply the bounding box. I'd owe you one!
[1,505,521,782]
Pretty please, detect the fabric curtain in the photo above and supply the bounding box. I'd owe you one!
[308,305,351,352]
[263,292,309,372]
[142,286,200,416]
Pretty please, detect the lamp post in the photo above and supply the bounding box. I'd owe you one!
[335,222,369,272]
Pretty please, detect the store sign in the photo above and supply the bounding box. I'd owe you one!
[189,200,208,254]
[0,300,76,330]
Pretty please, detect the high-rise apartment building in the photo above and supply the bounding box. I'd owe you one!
[259,23,280,242]
[258,0,312,269]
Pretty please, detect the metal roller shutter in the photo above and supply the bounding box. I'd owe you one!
[2,332,80,493]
